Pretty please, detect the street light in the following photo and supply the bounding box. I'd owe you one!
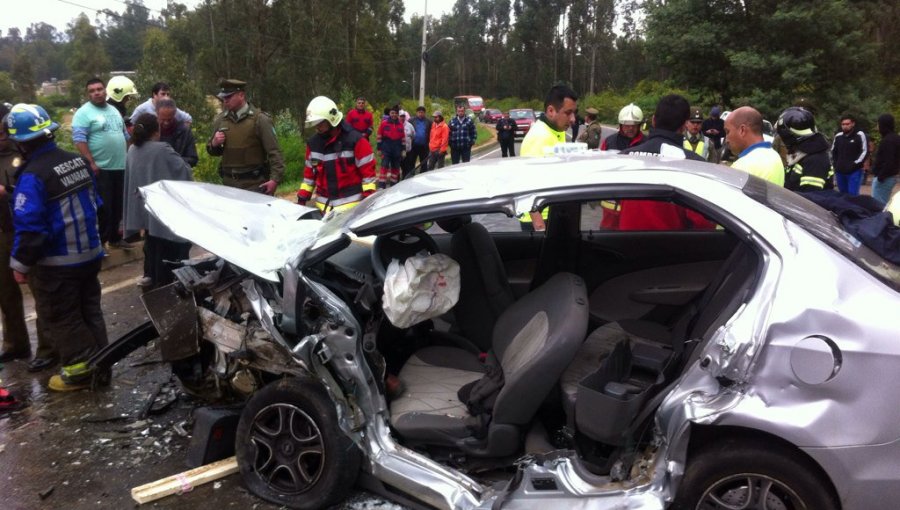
[418,3,454,107]
[418,36,454,107]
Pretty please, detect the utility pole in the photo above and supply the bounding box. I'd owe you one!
[418,0,428,107]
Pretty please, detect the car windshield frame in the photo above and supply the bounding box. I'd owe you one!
[742,176,900,291]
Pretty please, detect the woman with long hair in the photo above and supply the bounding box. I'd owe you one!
[124,113,193,288]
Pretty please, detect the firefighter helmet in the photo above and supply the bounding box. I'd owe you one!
[618,103,643,125]
[776,107,817,148]
[5,103,59,142]
[107,76,138,102]
[305,96,343,128]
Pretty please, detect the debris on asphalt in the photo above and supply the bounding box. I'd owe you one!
[131,456,239,504]
[38,486,55,500]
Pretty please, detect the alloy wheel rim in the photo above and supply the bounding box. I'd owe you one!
[248,403,325,494]
[697,473,805,510]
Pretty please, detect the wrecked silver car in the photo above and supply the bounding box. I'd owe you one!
[109,154,900,509]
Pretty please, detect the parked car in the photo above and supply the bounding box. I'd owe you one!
[509,108,536,138]
[118,153,899,510]
[482,108,503,124]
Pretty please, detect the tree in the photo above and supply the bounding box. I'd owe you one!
[0,72,16,102]
[66,14,112,104]
[101,0,153,70]
[135,28,212,129]
[11,53,36,102]
[644,0,881,122]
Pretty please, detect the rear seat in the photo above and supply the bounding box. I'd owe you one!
[561,243,759,443]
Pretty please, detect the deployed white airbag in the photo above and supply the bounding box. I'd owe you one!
[383,253,460,328]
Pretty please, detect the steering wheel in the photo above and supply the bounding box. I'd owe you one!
[371,227,440,280]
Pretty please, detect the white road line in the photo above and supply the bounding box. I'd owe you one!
[476,147,501,160]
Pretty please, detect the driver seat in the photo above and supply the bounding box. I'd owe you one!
[450,222,516,351]
[390,272,588,457]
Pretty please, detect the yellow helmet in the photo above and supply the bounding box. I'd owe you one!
[107,76,138,102]
[305,96,343,128]
[618,103,643,125]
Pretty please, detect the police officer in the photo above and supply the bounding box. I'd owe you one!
[684,107,719,163]
[6,104,108,392]
[207,79,284,194]
[577,107,603,149]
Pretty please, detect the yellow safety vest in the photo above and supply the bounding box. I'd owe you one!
[517,118,565,223]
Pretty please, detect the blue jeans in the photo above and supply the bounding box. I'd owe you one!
[872,175,897,205]
[835,169,863,196]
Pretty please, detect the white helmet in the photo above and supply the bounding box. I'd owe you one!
[107,76,138,102]
[618,103,643,125]
[305,96,343,128]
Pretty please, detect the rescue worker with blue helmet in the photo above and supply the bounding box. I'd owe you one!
[6,104,108,392]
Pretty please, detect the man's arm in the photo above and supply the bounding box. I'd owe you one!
[355,137,377,198]
[181,130,200,167]
[206,116,225,156]
[297,146,316,205]
[73,137,99,175]
[854,131,868,167]
[9,174,48,274]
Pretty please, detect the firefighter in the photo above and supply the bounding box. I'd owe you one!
[297,96,377,212]
[597,103,646,228]
[776,107,835,193]
[601,103,645,151]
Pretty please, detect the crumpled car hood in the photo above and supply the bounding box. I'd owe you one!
[140,181,320,281]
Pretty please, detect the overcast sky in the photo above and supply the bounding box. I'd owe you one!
[1,0,455,34]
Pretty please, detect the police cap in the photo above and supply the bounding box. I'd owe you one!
[585,107,599,115]
[689,107,703,122]
[217,79,247,99]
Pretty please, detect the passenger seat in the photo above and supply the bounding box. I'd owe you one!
[561,243,759,443]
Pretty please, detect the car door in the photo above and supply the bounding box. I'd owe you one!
[575,199,737,325]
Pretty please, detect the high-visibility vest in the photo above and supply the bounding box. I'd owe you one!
[518,118,564,222]
[683,136,709,160]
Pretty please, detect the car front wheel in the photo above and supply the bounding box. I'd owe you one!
[672,438,839,510]
[235,376,361,509]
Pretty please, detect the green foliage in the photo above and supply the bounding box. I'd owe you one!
[0,71,15,101]
[578,80,696,124]
[11,53,36,102]
[135,28,213,134]
[65,15,111,105]
[645,0,885,125]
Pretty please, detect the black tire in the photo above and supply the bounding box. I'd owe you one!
[235,377,361,509]
[671,438,839,510]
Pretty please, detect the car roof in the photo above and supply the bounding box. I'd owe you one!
[339,153,749,235]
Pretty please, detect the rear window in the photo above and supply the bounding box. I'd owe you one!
[743,177,900,290]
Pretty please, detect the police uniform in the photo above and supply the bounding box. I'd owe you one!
[684,107,719,163]
[206,79,285,191]
[577,107,604,149]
